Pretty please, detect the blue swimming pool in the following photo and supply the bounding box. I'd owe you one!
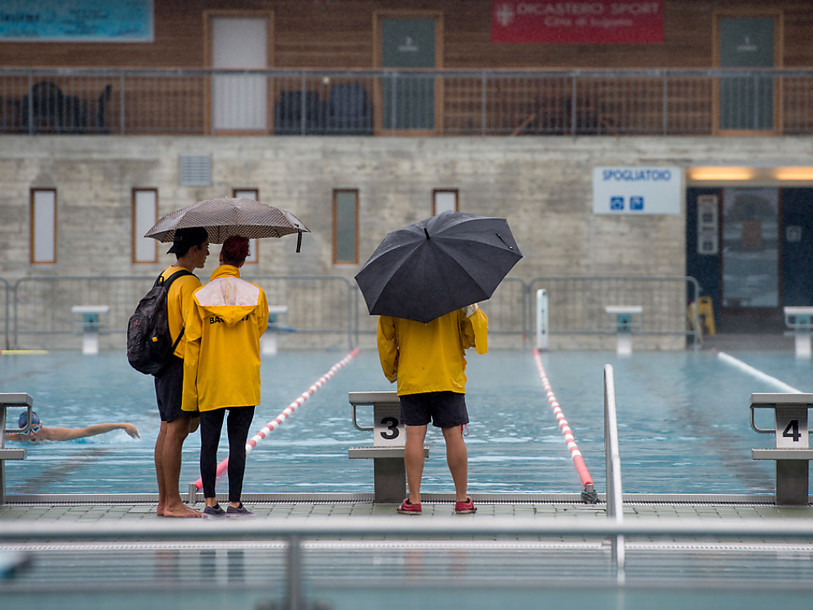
[1,347,809,496]
[3,581,811,610]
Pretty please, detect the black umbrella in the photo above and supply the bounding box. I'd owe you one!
[355,210,523,323]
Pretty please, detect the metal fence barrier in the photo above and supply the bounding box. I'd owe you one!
[11,275,160,351]
[245,274,358,350]
[8,275,359,351]
[528,276,700,346]
[0,277,8,349]
[1,67,812,136]
[3,274,699,351]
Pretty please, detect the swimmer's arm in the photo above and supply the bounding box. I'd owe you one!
[3,432,27,442]
[42,423,140,441]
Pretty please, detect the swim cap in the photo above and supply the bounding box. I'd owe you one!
[18,410,40,429]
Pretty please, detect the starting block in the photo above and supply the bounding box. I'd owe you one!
[750,393,813,505]
[262,306,290,355]
[0,393,31,505]
[71,305,109,355]
[605,306,642,355]
[348,391,428,503]
[784,307,813,358]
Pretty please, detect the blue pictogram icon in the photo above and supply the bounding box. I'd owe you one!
[630,196,644,211]
[610,197,624,210]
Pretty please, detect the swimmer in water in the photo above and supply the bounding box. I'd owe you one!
[4,411,140,443]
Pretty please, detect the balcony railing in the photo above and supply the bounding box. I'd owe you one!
[0,67,811,136]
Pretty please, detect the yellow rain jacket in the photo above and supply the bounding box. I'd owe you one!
[159,265,201,359]
[377,306,488,396]
[182,265,268,413]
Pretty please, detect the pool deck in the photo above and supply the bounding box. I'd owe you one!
[1,493,810,524]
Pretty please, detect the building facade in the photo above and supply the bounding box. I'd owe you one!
[1,1,811,349]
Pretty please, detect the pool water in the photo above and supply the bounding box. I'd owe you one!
[1,348,808,496]
[3,583,811,610]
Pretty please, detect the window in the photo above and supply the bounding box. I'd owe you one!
[333,189,359,264]
[433,189,458,215]
[132,189,158,263]
[232,188,259,264]
[30,189,57,264]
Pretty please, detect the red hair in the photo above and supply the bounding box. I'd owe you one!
[221,235,250,264]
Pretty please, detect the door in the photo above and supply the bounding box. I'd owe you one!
[715,13,781,133]
[208,13,272,133]
[688,186,813,332]
[375,12,442,133]
[721,188,780,309]
[782,189,813,306]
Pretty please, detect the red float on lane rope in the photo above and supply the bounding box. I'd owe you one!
[532,348,597,502]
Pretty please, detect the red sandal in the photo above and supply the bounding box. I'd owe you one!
[454,497,477,514]
[397,498,422,514]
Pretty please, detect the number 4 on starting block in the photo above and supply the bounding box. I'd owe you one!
[776,406,809,449]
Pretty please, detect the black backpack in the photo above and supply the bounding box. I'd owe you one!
[127,269,195,376]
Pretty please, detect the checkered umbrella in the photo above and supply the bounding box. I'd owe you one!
[145,197,310,250]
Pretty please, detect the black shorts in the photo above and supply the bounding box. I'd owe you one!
[154,356,191,423]
[399,391,469,428]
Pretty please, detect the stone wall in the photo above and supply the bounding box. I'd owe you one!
[2,135,811,350]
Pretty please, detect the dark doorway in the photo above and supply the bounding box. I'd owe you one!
[687,186,813,334]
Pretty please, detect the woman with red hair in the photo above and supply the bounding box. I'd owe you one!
[182,235,268,517]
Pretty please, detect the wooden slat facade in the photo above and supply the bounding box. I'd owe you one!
[1,1,811,137]
[2,1,812,71]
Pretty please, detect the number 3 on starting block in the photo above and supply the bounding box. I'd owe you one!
[373,404,404,447]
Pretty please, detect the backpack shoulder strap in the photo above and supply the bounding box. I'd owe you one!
[162,268,195,288]
[160,269,197,351]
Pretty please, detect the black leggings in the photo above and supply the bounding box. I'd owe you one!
[199,406,255,502]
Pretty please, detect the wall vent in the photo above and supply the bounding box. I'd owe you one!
[179,155,212,186]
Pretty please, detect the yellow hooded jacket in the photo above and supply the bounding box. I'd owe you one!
[181,265,268,413]
[159,265,201,359]
[377,306,488,396]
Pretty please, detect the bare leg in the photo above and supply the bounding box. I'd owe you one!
[404,424,427,505]
[154,422,168,516]
[442,426,469,502]
[160,417,202,518]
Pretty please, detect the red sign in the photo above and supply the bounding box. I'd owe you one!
[491,1,664,44]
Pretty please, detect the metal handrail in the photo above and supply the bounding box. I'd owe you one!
[604,363,625,572]
[4,514,813,609]
[2,66,812,136]
[4,65,813,79]
[750,392,813,435]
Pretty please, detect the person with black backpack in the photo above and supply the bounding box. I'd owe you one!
[152,226,209,518]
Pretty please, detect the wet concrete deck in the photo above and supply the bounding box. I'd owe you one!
[1,494,810,523]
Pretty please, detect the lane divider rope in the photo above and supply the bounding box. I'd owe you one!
[716,351,801,393]
[532,348,598,503]
[192,347,361,492]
